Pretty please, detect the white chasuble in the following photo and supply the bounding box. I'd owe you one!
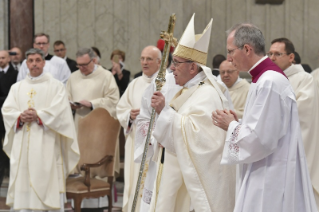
[2,73,80,210]
[116,73,156,212]
[153,67,236,212]
[17,56,71,84]
[228,79,250,119]
[221,57,317,212]
[284,64,319,208]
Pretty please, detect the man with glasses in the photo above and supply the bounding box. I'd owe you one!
[212,24,317,211]
[53,40,77,73]
[148,14,236,211]
[219,60,250,119]
[66,47,119,131]
[9,47,22,71]
[268,37,319,208]
[17,33,71,84]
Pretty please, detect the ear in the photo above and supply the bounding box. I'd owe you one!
[288,53,295,63]
[243,44,252,55]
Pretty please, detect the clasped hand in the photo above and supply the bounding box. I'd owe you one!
[212,109,238,131]
[20,108,38,123]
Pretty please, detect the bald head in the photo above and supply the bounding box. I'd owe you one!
[140,45,162,77]
[219,60,239,88]
[0,50,10,69]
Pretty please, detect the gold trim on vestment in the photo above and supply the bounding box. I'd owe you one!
[173,44,207,66]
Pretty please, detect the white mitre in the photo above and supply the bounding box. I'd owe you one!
[173,13,213,66]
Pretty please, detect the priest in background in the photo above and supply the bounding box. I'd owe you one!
[116,45,162,212]
[149,14,236,211]
[268,37,319,208]
[220,60,250,119]
[17,33,71,84]
[2,48,80,211]
[66,47,120,208]
[213,23,317,212]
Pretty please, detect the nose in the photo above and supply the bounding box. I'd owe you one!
[269,54,276,61]
[227,55,232,62]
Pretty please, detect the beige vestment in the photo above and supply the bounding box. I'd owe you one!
[311,67,319,90]
[228,79,250,119]
[2,73,80,210]
[116,74,155,212]
[285,64,319,207]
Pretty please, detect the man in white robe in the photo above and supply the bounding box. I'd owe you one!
[17,33,71,84]
[2,48,80,212]
[149,14,236,212]
[66,47,119,208]
[213,23,317,212]
[268,37,319,208]
[116,45,162,212]
[220,60,250,119]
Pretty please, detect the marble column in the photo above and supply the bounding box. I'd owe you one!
[9,0,34,58]
[0,0,9,50]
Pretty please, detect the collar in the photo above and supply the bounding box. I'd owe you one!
[183,71,206,88]
[45,54,53,60]
[28,71,44,80]
[229,77,241,88]
[248,56,268,74]
[64,56,67,60]
[0,65,10,73]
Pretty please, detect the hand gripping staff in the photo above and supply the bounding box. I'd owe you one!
[131,14,177,212]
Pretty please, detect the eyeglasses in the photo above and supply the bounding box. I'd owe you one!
[171,60,193,67]
[34,42,49,46]
[227,46,243,55]
[266,52,289,57]
[76,60,92,68]
[54,48,65,53]
[220,70,236,75]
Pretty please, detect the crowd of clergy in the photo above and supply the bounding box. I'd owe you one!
[0,12,319,212]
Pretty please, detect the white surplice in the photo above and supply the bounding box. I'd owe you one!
[284,64,319,208]
[116,73,157,212]
[2,73,80,211]
[17,56,71,84]
[221,57,317,212]
[152,66,236,212]
[134,71,188,212]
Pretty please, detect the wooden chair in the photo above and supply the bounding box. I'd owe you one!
[66,108,120,212]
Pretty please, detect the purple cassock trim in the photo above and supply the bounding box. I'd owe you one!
[250,57,287,83]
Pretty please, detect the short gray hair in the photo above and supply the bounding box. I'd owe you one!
[76,47,96,59]
[227,23,265,56]
[25,48,45,60]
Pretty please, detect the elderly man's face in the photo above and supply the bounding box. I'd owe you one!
[9,47,22,64]
[226,32,248,72]
[76,54,95,76]
[171,56,196,86]
[140,47,161,77]
[54,44,66,58]
[220,60,239,88]
[268,42,294,71]
[0,51,10,69]
[26,54,45,77]
[33,36,49,55]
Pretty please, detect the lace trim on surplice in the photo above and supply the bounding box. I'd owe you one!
[228,124,241,162]
[142,188,153,204]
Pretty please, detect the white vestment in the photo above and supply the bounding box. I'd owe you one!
[116,73,156,212]
[227,78,250,119]
[153,67,236,212]
[2,73,80,211]
[221,57,317,212]
[17,56,71,84]
[284,64,319,208]
[135,71,189,212]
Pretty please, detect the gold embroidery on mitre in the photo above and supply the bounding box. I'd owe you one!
[173,44,207,65]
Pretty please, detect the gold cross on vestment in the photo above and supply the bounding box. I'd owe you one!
[27,89,36,99]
